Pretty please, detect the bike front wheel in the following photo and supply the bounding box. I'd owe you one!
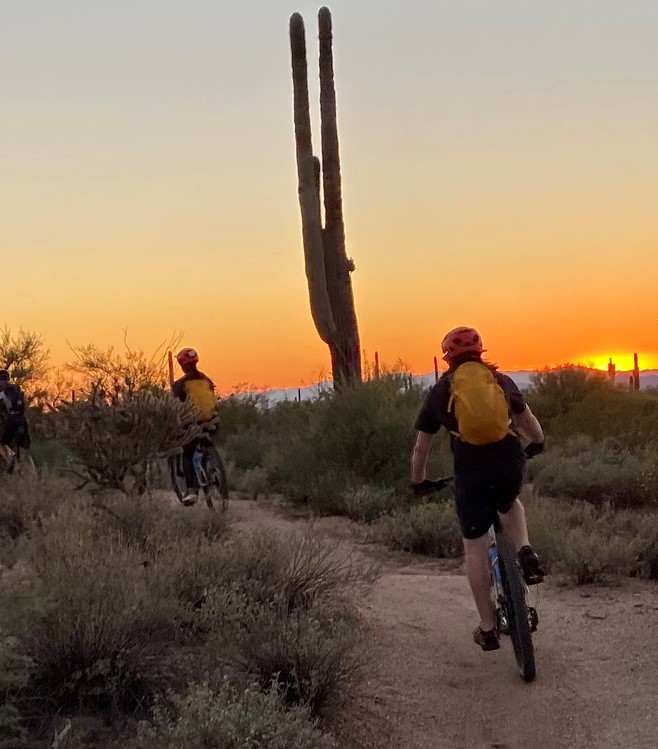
[497,535,536,682]
[202,445,229,511]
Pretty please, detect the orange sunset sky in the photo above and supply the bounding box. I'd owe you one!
[3,1,657,390]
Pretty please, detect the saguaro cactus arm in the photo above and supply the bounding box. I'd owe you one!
[290,12,336,344]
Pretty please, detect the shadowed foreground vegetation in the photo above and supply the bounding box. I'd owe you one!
[0,475,369,748]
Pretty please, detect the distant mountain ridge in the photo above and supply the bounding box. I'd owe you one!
[251,369,658,404]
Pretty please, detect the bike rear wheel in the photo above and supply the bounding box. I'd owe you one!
[202,445,229,511]
[496,535,536,682]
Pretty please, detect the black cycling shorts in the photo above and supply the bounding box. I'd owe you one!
[452,436,525,540]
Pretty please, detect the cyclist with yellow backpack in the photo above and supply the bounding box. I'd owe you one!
[171,347,218,505]
[411,326,545,652]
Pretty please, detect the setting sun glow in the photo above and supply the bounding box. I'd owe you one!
[2,2,657,390]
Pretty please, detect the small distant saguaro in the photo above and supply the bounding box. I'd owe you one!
[433,356,439,383]
[290,7,361,387]
[633,352,640,391]
[607,357,616,385]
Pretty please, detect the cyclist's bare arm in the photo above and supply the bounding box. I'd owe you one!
[512,405,544,443]
[411,430,434,483]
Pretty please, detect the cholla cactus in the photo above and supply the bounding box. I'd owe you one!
[57,387,203,494]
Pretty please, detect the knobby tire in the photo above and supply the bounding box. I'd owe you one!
[497,534,536,682]
[203,445,229,511]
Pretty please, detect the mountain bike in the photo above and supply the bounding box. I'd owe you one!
[168,438,229,511]
[418,477,538,682]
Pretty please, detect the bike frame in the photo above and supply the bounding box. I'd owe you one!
[192,446,210,490]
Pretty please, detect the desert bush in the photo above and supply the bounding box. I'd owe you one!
[527,436,657,508]
[341,485,401,524]
[129,681,334,749]
[268,377,440,509]
[90,493,230,550]
[153,532,368,718]
[231,466,270,500]
[23,514,175,710]
[0,473,74,543]
[57,388,202,494]
[525,365,611,421]
[161,532,366,616]
[235,598,363,717]
[377,500,462,557]
[524,490,657,583]
[222,427,272,471]
[546,389,658,448]
[0,638,30,749]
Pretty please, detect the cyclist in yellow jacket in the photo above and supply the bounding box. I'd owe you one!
[171,348,218,505]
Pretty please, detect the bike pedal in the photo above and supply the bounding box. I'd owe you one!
[528,607,539,632]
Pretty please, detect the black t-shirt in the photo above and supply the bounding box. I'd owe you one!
[415,369,526,436]
[0,382,26,418]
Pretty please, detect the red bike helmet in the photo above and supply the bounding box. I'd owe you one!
[441,326,485,361]
[176,348,199,367]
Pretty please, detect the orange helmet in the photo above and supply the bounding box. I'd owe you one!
[441,327,484,361]
[176,348,199,367]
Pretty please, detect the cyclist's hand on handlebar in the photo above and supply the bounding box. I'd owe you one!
[411,477,453,496]
[525,441,545,459]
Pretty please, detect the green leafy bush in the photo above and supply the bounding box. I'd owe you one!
[340,485,401,524]
[130,681,334,749]
[527,436,657,508]
[525,490,658,583]
[377,500,462,557]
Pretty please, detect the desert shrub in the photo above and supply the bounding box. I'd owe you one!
[163,532,365,615]
[527,437,657,508]
[90,493,230,550]
[153,532,368,718]
[222,427,271,471]
[268,377,444,511]
[0,638,30,749]
[231,465,269,500]
[28,439,69,470]
[234,598,363,717]
[525,365,611,421]
[216,392,267,437]
[22,514,175,710]
[0,473,75,543]
[57,388,202,494]
[129,681,334,749]
[525,366,658,448]
[341,485,401,524]
[524,490,657,583]
[377,500,462,557]
[546,390,658,448]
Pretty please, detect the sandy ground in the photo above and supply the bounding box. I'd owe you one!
[226,494,658,749]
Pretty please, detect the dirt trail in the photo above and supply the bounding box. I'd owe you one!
[227,495,657,749]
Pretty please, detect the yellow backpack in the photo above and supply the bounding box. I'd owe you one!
[184,377,217,422]
[448,362,513,445]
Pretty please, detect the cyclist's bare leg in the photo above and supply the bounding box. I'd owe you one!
[498,498,530,552]
[463,534,495,631]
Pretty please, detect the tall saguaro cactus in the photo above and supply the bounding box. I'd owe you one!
[290,7,362,386]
